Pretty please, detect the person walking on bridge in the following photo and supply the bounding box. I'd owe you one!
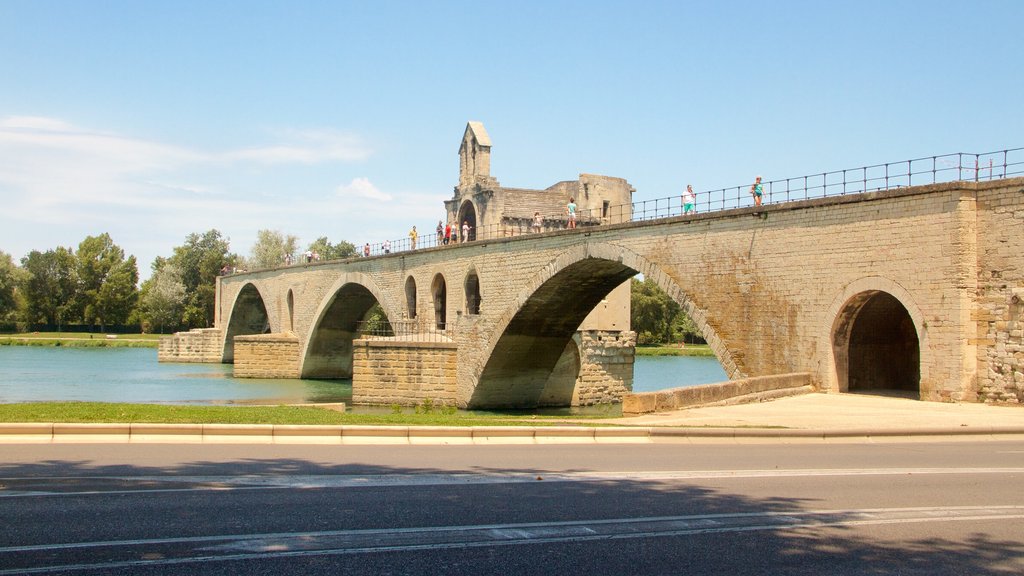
[409,225,418,250]
[682,184,696,215]
[566,197,577,229]
[750,175,764,207]
[444,222,452,245]
[436,220,444,245]
[461,220,470,243]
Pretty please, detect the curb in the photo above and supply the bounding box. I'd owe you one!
[2,423,1024,444]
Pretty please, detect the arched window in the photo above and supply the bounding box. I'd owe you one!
[405,276,417,319]
[431,274,447,330]
[465,271,481,315]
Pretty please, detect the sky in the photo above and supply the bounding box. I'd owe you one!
[1,0,1021,280]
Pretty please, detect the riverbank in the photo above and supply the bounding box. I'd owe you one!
[0,332,161,348]
[635,343,714,357]
[0,402,607,427]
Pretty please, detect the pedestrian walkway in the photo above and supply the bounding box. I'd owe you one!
[602,392,1024,433]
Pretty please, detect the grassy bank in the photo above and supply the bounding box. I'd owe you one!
[635,343,715,357]
[0,332,161,348]
[0,402,604,426]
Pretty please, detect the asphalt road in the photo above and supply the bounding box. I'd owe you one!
[2,441,1023,575]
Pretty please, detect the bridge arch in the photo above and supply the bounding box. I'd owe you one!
[467,241,738,408]
[300,273,397,379]
[222,282,271,363]
[826,276,925,397]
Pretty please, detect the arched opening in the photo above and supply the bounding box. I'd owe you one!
[833,291,920,397]
[465,271,481,315]
[458,200,477,242]
[432,274,447,330]
[286,289,294,332]
[472,258,637,408]
[223,284,270,363]
[302,283,384,379]
[405,276,417,319]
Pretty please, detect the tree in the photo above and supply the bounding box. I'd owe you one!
[139,262,186,333]
[249,229,299,269]
[630,277,703,345]
[307,237,357,261]
[94,256,139,328]
[75,233,138,329]
[168,230,238,328]
[0,250,28,323]
[19,247,79,328]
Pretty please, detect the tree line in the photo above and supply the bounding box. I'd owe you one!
[1,230,700,342]
[0,229,357,334]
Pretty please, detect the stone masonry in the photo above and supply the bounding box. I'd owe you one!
[352,339,459,406]
[232,333,300,379]
[184,177,1024,408]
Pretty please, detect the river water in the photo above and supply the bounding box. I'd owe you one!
[0,347,727,405]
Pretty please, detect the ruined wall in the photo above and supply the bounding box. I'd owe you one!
[574,330,637,405]
[157,328,223,363]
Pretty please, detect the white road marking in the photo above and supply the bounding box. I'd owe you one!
[2,506,1023,574]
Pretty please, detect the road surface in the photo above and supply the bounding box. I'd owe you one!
[2,441,1023,575]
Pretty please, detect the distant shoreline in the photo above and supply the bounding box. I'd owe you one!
[0,333,161,348]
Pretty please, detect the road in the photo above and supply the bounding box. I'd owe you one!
[1,441,1023,575]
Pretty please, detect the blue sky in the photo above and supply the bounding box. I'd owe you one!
[2,0,1021,279]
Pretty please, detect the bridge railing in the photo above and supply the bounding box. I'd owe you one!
[278,146,1024,264]
[354,319,453,343]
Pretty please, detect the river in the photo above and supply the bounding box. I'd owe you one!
[0,347,727,405]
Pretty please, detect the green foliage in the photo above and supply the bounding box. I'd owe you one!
[19,247,79,328]
[0,251,27,322]
[630,277,703,345]
[75,234,139,329]
[361,302,392,335]
[138,262,186,333]
[307,237,358,261]
[167,230,238,328]
[249,229,299,269]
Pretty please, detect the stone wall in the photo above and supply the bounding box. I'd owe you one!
[212,177,1024,408]
[623,372,813,414]
[233,333,300,379]
[975,181,1024,402]
[575,330,636,405]
[157,328,223,363]
[352,339,458,406]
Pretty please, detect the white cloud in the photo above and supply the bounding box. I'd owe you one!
[335,177,391,201]
[0,116,380,278]
[225,128,372,164]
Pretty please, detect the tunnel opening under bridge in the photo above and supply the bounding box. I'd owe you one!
[833,290,920,397]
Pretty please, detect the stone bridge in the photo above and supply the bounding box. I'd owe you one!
[160,176,1024,408]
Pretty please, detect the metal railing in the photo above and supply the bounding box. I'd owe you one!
[354,319,453,343]
[277,146,1023,265]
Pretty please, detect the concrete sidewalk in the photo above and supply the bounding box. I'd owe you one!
[0,393,1021,444]
[600,392,1024,434]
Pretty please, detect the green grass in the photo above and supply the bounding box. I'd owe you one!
[0,332,161,348]
[635,343,715,357]
[0,402,607,426]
